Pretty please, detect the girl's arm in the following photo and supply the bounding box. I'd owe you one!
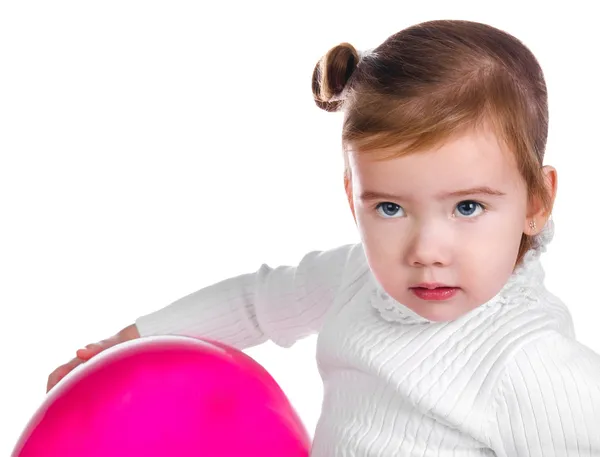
[135,243,366,349]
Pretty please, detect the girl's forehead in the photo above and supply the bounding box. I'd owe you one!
[349,130,523,192]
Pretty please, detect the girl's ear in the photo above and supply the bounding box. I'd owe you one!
[525,165,557,235]
[344,172,357,222]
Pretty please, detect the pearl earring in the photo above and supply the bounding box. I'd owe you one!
[529,220,537,232]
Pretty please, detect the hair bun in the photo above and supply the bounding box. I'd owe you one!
[312,42,360,112]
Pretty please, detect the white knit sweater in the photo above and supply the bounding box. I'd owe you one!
[136,220,600,456]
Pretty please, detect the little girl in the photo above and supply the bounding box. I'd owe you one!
[50,19,600,456]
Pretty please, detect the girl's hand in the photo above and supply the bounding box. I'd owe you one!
[46,324,140,393]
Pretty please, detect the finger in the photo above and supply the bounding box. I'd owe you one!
[47,370,65,392]
[46,374,58,392]
[76,343,103,360]
[47,364,72,391]
[75,348,93,360]
[46,357,85,392]
[46,359,84,392]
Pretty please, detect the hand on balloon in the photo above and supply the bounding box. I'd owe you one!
[46,324,140,393]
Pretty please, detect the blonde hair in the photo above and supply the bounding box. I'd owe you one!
[312,20,552,264]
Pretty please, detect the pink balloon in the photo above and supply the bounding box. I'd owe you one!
[12,336,311,457]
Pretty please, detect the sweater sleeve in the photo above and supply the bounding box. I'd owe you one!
[485,332,600,456]
[134,243,364,349]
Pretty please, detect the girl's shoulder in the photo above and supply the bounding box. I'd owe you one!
[518,330,600,370]
[495,330,600,406]
[484,329,600,452]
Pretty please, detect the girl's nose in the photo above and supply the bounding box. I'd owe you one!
[406,225,452,268]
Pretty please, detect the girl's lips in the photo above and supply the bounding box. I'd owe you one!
[410,286,459,301]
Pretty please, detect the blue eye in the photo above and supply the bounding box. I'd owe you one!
[454,200,485,218]
[376,202,405,218]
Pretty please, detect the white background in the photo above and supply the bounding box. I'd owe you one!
[1,1,598,454]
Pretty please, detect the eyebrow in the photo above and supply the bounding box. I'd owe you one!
[359,186,506,201]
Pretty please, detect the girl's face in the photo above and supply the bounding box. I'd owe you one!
[346,126,554,322]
